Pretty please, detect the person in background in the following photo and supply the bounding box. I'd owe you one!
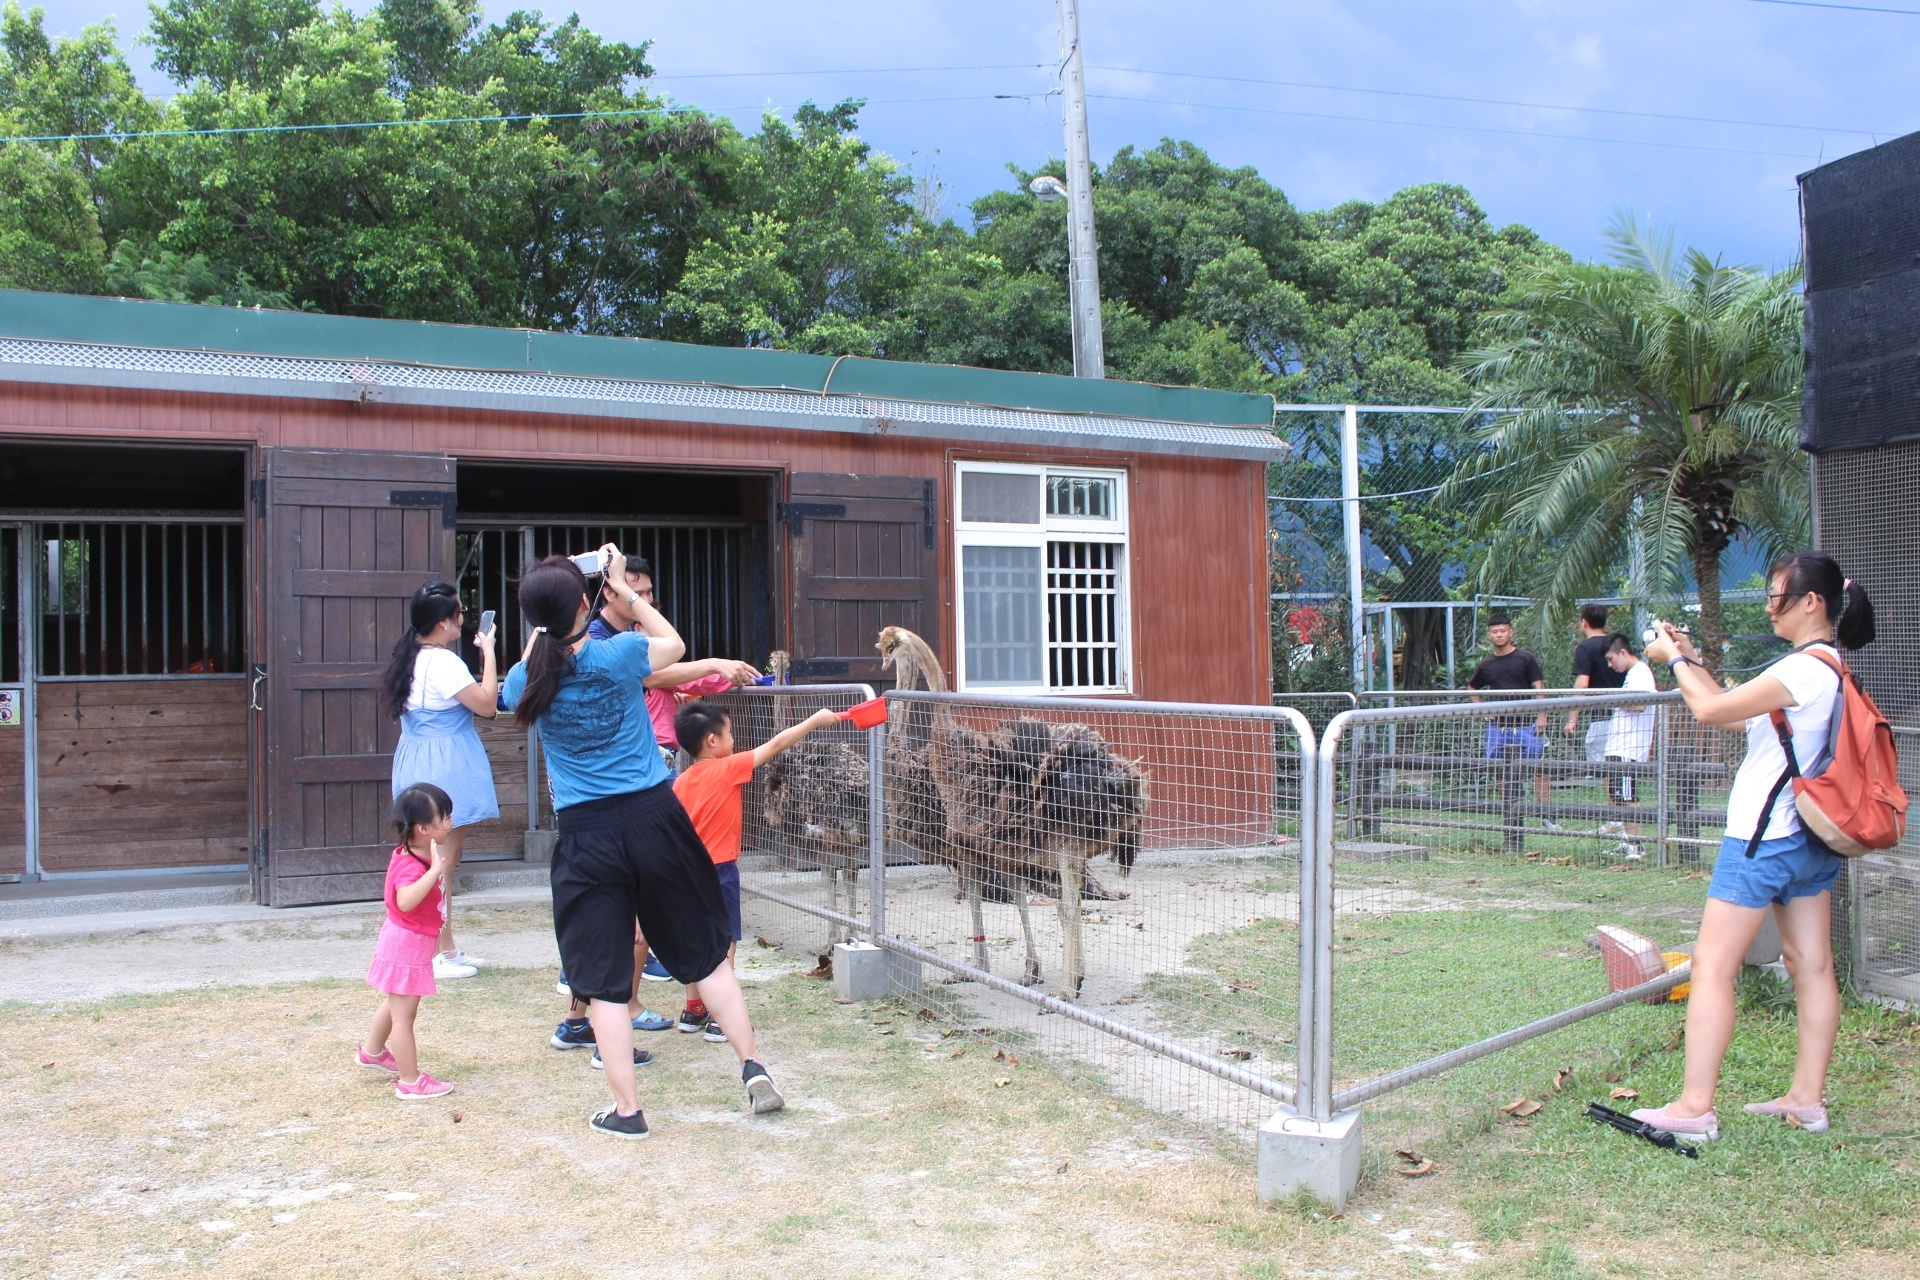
[381,581,499,980]
[1634,551,1875,1140]
[1598,634,1656,860]
[505,549,782,1139]
[1565,603,1626,760]
[1467,613,1553,812]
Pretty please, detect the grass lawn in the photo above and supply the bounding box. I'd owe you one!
[3,895,1915,1279]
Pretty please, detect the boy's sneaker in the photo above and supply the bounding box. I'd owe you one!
[555,972,572,998]
[641,954,673,982]
[589,1106,650,1140]
[632,1009,674,1033]
[394,1072,453,1100]
[356,1046,399,1074]
[676,1008,710,1034]
[742,1060,785,1114]
[432,954,477,980]
[703,1019,728,1044]
[551,1019,596,1050]
[590,1047,656,1071]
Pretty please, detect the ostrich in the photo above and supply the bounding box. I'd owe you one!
[760,739,869,958]
[876,626,1149,999]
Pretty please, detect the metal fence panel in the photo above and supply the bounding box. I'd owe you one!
[1308,692,1739,1152]
[703,684,880,965]
[875,689,1312,1138]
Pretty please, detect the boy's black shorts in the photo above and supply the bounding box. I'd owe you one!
[550,782,731,1004]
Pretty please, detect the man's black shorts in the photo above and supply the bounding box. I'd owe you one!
[550,782,731,1004]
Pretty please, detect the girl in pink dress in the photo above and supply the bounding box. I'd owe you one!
[356,783,457,1099]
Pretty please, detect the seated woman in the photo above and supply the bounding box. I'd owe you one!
[503,547,783,1140]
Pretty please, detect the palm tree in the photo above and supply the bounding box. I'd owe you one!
[1446,220,1807,671]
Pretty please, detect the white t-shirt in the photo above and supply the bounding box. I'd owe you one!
[1723,646,1843,842]
[1606,660,1657,762]
[407,645,477,712]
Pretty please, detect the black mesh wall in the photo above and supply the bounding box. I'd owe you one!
[1800,130,1920,454]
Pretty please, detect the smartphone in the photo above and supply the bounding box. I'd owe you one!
[569,549,608,577]
[478,609,496,638]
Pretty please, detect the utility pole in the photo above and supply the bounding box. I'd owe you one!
[1057,0,1105,379]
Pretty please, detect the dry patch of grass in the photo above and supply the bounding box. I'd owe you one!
[0,965,1367,1279]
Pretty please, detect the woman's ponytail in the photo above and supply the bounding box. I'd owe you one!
[1768,550,1877,651]
[379,581,464,720]
[1838,577,1877,651]
[512,557,590,725]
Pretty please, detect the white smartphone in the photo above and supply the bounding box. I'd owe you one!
[569,549,608,577]
[478,609,496,638]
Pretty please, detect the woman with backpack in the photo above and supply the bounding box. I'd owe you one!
[1637,550,1878,1139]
[382,581,500,980]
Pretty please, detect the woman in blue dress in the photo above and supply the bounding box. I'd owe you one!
[382,581,499,980]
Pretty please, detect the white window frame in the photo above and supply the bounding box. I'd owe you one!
[953,462,1131,695]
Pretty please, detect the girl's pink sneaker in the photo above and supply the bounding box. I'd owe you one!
[1742,1097,1830,1133]
[356,1047,399,1074]
[394,1072,453,1100]
[1628,1104,1718,1140]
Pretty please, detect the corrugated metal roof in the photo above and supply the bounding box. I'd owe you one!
[0,290,1284,461]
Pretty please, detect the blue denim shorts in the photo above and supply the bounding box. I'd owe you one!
[1484,724,1545,760]
[1708,829,1843,908]
[713,859,742,942]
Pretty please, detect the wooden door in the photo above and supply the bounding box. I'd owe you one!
[784,472,935,685]
[262,448,456,906]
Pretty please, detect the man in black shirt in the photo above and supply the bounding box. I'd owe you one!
[1467,613,1551,806]
[1565,604,1626,757]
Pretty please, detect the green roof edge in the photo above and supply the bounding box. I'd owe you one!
[0,289,1277,430]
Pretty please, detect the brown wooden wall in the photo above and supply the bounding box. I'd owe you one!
[0,380,1272,706]
[462,713,532,856]
[0,719,23,876]
[35,678,249,872]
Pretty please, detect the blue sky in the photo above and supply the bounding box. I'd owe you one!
[23,1,1919,268]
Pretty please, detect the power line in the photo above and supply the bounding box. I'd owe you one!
[0,95,1012,145]
[1088,64,1893,139]
[653,63,1049,79]
[1744,0,1920,13]
[1087,93,1825,161]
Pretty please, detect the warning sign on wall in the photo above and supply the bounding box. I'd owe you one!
[0,688,19,727]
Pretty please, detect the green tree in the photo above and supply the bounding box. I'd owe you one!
[1449,219,1807,671]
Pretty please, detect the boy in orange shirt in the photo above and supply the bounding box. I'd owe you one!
[672,701,841,1038]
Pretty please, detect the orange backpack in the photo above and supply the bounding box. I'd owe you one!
[1747,646,1909,859]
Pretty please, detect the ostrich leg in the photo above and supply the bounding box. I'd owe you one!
[1054,846,1086,1001]
[961,865,990,974]
[1010,887,1044,987]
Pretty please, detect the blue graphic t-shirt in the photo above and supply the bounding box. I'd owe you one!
[502,629,663,809]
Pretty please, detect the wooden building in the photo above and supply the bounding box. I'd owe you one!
[0,289,1281,903]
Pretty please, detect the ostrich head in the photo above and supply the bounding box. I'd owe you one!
[876,626,947,693]
[767,650,790,684]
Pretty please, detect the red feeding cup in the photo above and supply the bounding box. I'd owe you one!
[839,697,889,729]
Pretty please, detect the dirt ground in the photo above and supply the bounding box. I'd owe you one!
[3,900,1915,1280]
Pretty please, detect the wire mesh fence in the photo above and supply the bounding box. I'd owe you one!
[1304,692,1740,1158]
[704,684,881,970]
[872,690,1313,1138]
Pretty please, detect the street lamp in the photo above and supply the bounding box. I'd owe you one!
[1028,175,1068,202]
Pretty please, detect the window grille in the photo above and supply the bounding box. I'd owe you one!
[35,521,245,678]
[1047,540,1123,690]
[456,521,747,672]
[960,544,1043,686]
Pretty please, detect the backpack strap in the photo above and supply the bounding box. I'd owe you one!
[1742,642,1843,858]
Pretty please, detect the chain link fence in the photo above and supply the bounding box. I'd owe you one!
[871,691,1314,1137]
[1301,691,1748,1159]
[705,684,881,969]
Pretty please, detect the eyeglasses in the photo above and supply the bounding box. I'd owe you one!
[1766,591,1805,608]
